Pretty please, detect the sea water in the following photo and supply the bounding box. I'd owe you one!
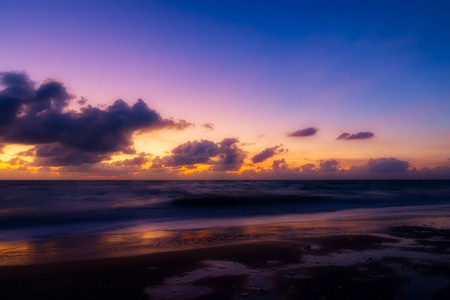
[1,180,449,242]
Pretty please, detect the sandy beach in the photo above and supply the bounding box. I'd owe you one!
[1,207,449,300]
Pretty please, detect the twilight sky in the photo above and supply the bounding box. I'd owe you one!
[0,0,449,179]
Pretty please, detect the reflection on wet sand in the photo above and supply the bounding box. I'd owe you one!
[1,206,449,267]
[0,211,449,299]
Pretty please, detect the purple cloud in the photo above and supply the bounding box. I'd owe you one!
[32,143,111,166]
[337,132,374,140]
[0,71,192,166]
[319,159,339,172]
[272,158,288,170]
[364,157,410,173]
[300,163,316,172]
[159,138,246,171]
[251,145,285,163]
[213,138,246,171]
[163,140,219,166]
[202,123,214,131]
[288,127,318,137]
[112,153,150,167]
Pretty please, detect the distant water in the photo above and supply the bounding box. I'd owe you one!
[0,180,449,242]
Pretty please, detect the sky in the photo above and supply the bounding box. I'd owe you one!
[0,0,449,179]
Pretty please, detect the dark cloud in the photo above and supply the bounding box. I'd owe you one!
[112,153,150,167]
[7,157,27,165]
[77,97,88,105]
[251,145,285,163]
[288,127,318,137]
[364,157,410,173]
[33,143,110,166]
[213,138,246,171]
[220,138,239,148]
[272,158,288,170]
[416,165,450,179]
[16,148,35,156]
[300,163,316,172]
[163,140,219,166]
[202,123,214,131]
[150,156,164,169]
[0,71,191,166]
[162,119,194,130]
[319,159,339,172]
[337,131,374,140]
[159,138,246,172]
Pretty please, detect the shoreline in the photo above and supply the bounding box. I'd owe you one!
[1,207,449,299]
[1,204,449,266]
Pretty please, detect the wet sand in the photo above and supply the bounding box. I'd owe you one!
[0,209,449,299]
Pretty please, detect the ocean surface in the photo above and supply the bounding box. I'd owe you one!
[1,180,449,243]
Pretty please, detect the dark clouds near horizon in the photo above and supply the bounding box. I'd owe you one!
[0,72,191,166]
[251,145,286,163]
[288,127,318,137]
[154,138,246,171]
[319,159,340,172]
[364,157,410,173]
[337,132,374,140]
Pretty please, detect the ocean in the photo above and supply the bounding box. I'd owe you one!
[1,180,449,241]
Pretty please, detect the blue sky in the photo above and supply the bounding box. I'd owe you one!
[0,0,449,178]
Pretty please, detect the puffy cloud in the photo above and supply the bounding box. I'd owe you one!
[251,145,285,163]
[7,157,27,165]
[0,71,191,166]
[112,153,150,167]
[363,157,410,173]
[337,132,374,140]
[213,138,246,171]
[319,159,339,172]
[0,144,5,154]
[150,156,164,169]
[300,163,316,172]
[163,140,219,166]
[288,127,318,137]
[16,148,35,156]
[220,138,239,148]
[272,158,288,170]
[32,143,110,166]
[159,138,246,172]
[77,97,88,105]
[202,123,214,131]
[416,165,450,179]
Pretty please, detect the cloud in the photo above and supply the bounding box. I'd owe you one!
[288,127,318,137]
[0,71,191,166]
[319,159,340,172]
[363,157,410,173]
[163,119,194,130]
[300,163,316,172]
[272,158,288,170]
[202,123,214,131]
[213,138,246,171]
[251,145,285,163]
[337,131,374,140]
[163,139,219,166]
[32,143,111,166]
[0,144,5,154]
[416,165,450,179]
[16,148,35,156]
[7,157,27,165]
[112,153,150,167]
[159,138,246,172]
[77,97,88,105]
